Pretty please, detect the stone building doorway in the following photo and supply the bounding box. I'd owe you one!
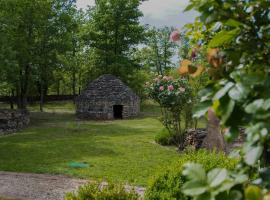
[113,105,123,119]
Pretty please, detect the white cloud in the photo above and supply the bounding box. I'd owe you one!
[76,0,95,9]
[76,0,198,28]
[140,0,188,19]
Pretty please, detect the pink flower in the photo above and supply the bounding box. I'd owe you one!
[168,85,174,91]
[179,87,186,93]
[170,30,180,42]
[159,86,164,91]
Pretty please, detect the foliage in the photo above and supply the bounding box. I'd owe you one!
[0,0,148,109]
[179,0,270,199]
[65,182,139,200]
[83,0,145,82]
[146,75,194,148]
[145,149,237,200]
[136,26,178,75]
[155,128,173,146]
[0,0,77,108]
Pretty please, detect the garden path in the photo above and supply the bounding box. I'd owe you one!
[0,171,145,200]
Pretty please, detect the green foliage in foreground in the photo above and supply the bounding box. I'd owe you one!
[65,182,140,200]
[0,101,180,186]
[145,150,237,200]
[183,0,270,199]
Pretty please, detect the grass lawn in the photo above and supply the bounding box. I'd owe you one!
[0,101,183,186]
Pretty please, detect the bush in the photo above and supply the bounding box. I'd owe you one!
[65,182,140,200]
[155,129,173,146]
[145,149,237,200]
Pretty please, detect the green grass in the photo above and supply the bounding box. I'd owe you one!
[0,101,183,186]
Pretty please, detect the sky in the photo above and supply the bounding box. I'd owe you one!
[76,0,198,28]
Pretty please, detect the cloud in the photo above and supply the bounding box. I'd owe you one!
[76,0,95,9]
[76,0,198,28]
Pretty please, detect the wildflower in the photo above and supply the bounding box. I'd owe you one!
[170,30,180,42]
[159,86,164,91]
[168,85,174,91]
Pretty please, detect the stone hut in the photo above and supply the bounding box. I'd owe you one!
[75,74,140,120]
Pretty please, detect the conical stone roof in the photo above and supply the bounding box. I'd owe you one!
[78,74,138,102]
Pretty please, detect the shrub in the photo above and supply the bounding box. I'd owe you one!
[145,149,237,200]
[145,76,194,149]
[65,182,140,200]
[155,128,173,146]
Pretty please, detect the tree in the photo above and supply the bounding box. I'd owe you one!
[143,26,178,75]
[0,0,77,109]
[83,0,145,82]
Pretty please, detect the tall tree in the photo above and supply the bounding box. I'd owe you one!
[0,0,77,109]
[83,0,145,81]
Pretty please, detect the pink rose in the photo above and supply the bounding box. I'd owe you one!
[168,85,174,91]
[159,86,164,91]
[170,30,180,42]
[179,87,186,93]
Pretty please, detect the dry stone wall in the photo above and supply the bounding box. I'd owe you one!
[0,109,30,134]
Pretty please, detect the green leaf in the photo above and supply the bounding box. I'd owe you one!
[182,163,207,181]
[228,83,249,101]
[244,146,263,166]
[225,19,243,28]
[184,3,195,12]
[214,82,234,100]
[245,99,264,114]
[208,28,241,48]
[207,168,228,187]
[182,180,208,196]
[215,180,236,193]
[221,98,235,125]
[193,101,212,118]
[245,185,263,200]
[262,98,270,110]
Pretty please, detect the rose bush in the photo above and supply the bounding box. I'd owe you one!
[146,75,193,149]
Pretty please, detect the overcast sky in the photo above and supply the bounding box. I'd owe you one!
[76,0,198,28]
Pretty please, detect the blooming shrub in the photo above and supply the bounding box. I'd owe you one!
[146,75,193,149]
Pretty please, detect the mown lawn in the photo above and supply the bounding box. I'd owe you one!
[0,101,181,186]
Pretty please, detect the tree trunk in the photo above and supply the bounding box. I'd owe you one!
[9,90,15,109]
[39,82,44,112]
[202,108,226,152]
